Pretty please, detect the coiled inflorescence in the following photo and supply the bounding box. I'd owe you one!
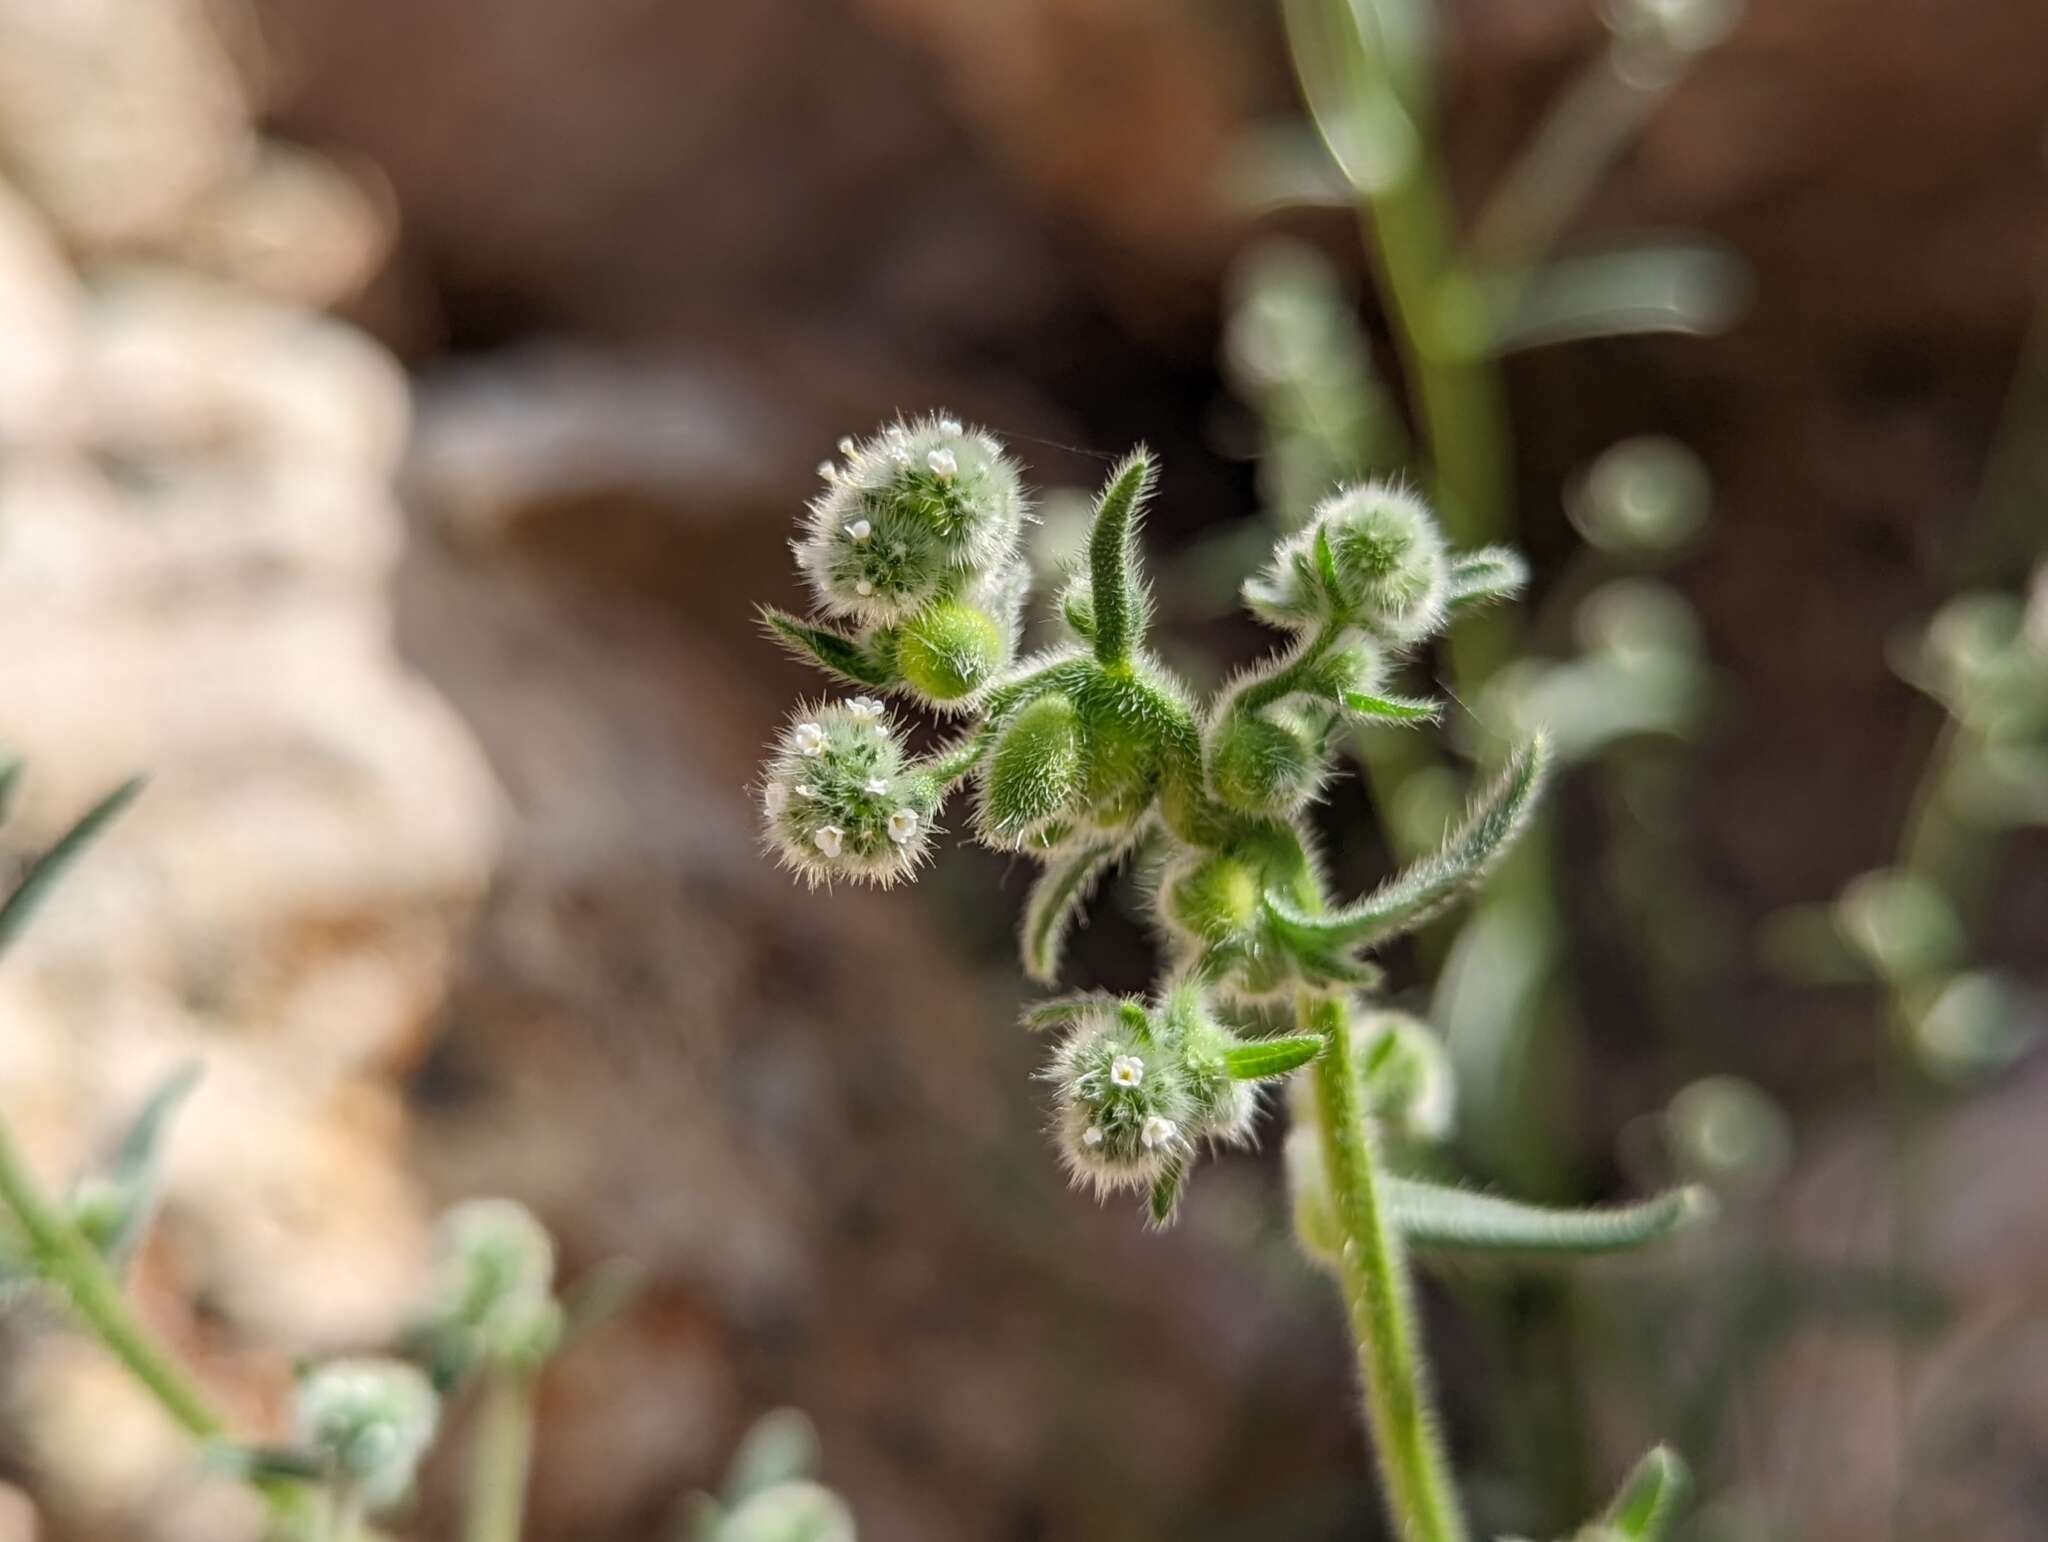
[758,413,1548,1222]
[293,1358,440,1510]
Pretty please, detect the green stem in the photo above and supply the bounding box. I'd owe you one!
[0,1112,311,1523]
[322,1479,364,1542]
[1305,990,1468,1542]
[465,1370,538,1542]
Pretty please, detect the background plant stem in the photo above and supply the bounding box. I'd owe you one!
[465,1369,538,1542]
[1305,990,1468,1542]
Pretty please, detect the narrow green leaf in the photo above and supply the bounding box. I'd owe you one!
[1020,991,1123,1033]
[757,606,895,688]
[724,1408,820,1504]
[1490,243,1747,354]
[0,777,145,958]
[1385,1178,1710,1257]
[95,1061,203,1272]
[1339,690,1441,724]
[1603,1444,1689,1540]
[1223,1034,1324,1080]
[1087,450,1159,666]
[1020,838,1121,985]
[559,1257,646,1348]
[1445,546,1528,611]
[1265,738,1550,954]
[201,1442,328,1485]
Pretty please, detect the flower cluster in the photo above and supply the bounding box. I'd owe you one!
[409,1197,564,1384]
[758,414,1547,1222]
[293,1358,440,1510]
[759,697,940,887]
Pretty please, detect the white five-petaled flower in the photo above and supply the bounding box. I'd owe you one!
[793,722,826,757]
[846,696,883,720]
[1082,1126,1104,1148]
[795,783,816,799]
[762,782,789,815]
[846,518,872,543]
[837,436,857,456]
[1109,1055,1144,1088]
[855,579,874,596]
[864,777,888,796]
[813,826,844,858]
[927,447,958,479]
[1140,1116,1177,1150]
[888,808,919,844]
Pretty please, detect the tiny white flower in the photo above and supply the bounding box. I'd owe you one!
[795,783,816,798]
[846,696,883,720]
[1140,1116,1177,1150]
[888,808,920,844]
[813,825,844,858]
[864,777,889,795]
[817,460,839,481]
[793,722,826,757]
[938,416,962,434]
[889,443,913,466]
[1109,1055,1145,1088]
[890,541,908,557]
[927,447,958,479]
[846,518,873,543]
[1082,1126,1104,1148]
[762,782,789,815]
[855,579,874,596]
[837,436,857,456]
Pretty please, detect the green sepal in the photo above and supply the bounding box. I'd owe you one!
[1600,1444,1688,1540]
[1021,837,1122,985]
[1444,546,1529,611]
[90,1061,203,1273]
[0,776,145,958]
[1385,1178,1710,1257]
[1087,449,1159,666]
[1264,737,1550,955]
[1339,690,1441,724]
[757,606,897,688]
[1222,1034,1324,1080]
[1147,1159,1188,1228]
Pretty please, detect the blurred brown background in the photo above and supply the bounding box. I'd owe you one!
[0,0,2045,1539]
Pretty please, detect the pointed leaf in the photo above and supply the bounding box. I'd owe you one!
[1223,1034,1324,1080]
[1603,1444,1688,1540]
[559,1257,646,1348]
[724,1409,820,1504]
[1265,738,1550,954]
[757,606,896,688]
[1490,244,1747,354]
[0,777,145,958]
[1339,690,1441,724]
[0,759,21,825]
[1385,1177,1710,1257]
[96,1061,203,1272]
[1147,1159,1188,1228]
[1021,838,1122,985]
[1020,992,1124,1033]
[1087,450,1159,666]
[1445,546,1529,611]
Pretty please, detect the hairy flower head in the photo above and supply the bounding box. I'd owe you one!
[293,1358,440,1509]
[1245,481,1448,642]
[761,699,941,887]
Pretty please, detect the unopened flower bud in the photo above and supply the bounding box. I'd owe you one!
[1245,482,1448,641]
[1206,706,1319,816]
[294,1359,439,1509]
[895,596,1009,705]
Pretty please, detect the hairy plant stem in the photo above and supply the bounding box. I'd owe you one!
[321,1479,364,1542]
[465,1369,538,1542]
[0,1112,312,1525]
[1303,990,1468,1542]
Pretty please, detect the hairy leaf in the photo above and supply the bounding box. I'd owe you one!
[757,606,896,688]
[1264,738,1550,954]
[1147,1159,1188,1228]
[1020,991,1124,1033]
[1602,1445,1689,1540]
[1087,450,1159,666]
[1222,1034,1324,1080]
[96,1061,202,1273]
[1021,838,1123,984]
[1339,690,1441,724]
[1444,546,1529,612]
[1385,1178,1709,1257]
[0,777,145,958]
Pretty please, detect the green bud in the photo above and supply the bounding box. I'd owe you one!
[1206,707,1317,815]
[1244,482,1449,641]
[760,698,941,888]
[980,692,1084,848]
[1057,572,1096,641]
[293,1359,439,1510]
[66,1175,136,1257]
[1357,1011,1455,1144]
[896,598,1007,704]
[717,1481,857,1542]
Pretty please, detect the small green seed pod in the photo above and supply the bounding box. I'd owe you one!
[896,598,1008,705]
[1206,707,1317,816]
[293,1359,440,1510]
[1057,572,1097,642]
[980,692,1084,848]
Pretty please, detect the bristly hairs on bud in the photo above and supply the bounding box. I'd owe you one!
[759,697,942,888]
